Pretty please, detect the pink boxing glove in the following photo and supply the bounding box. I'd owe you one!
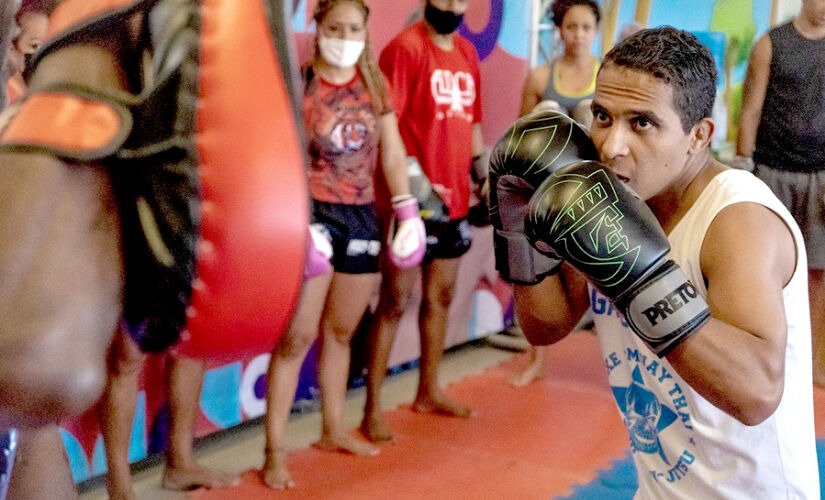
[304,223,333,280]
[388,195,426,268]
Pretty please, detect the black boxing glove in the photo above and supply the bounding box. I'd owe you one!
[525,161,710,356]
[489,110,598,284]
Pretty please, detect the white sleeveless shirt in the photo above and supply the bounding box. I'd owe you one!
[590,169,819,499]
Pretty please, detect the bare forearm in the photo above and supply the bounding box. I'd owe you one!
[736,109,760,157]
[381,154,411,199]
[379,113,411,198]
[736,36,771,158]
[514,268,586,345]
[472,124,483,157]
[666,318,784,426]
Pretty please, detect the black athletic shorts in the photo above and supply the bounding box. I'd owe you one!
[312,200,380,274]
[424,217,472,262]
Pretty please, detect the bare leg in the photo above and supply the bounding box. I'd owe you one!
[161,357,238,491]
[317,272,380,456]
[262,273,332,490]
[509,345,548,387]
[361,264,419,443]
[99,328,146,500]
[7,426,76,500]
[809,269,825,387]
[413,257,473,417]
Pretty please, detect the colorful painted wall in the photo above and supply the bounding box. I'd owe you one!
[61,0,784,484]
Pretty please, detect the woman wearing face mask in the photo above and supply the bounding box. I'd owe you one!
[519,0,600,127]
[261,0,424,490]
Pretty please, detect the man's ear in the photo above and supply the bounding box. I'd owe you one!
[688,116,714,154]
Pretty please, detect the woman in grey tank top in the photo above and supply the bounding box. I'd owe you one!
[518,0,600,129]
[511,1,602,387]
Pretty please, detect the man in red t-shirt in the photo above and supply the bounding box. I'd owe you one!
[361,0,484,443]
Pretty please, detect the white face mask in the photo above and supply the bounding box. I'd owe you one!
[318,34,365,68]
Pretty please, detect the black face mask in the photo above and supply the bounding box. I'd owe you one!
[424,2,464,35]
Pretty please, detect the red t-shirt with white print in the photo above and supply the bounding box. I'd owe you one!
[379,22,482,219]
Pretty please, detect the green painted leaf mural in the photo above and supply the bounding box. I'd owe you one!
[710,0,756,67]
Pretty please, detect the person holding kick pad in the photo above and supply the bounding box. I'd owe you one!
[492,27,819,498]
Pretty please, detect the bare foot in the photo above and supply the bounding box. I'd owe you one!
[509,362,545,387]
[360,412,394,443]
[316,433,380,456]
[261,449,295,490]
[106,486,137,500]
[161,464,240,491]
[412,394,474,418]
[106,473,137,500]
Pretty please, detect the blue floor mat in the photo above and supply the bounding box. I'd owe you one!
[558,438,825,499]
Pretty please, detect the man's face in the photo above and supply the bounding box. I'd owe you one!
[589,65,694,201]
[427,0,469,15]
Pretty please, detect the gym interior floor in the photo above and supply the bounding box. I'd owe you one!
[76,332,825,499]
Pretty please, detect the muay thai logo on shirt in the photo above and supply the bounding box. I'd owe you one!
[594,289,697,484]
[306,80,380,205]
[430,69,475,122]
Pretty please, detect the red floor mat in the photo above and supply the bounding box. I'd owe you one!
[189,332,629,499]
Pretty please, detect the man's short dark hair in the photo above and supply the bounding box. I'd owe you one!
[601,26,717,133]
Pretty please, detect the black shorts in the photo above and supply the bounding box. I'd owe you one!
[755,164,825,269]
[424,217,472,262]
[312,200,380,274]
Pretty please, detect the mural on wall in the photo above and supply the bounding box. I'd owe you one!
[601,0,621,56]
[534,0,773,151]
[775,0,801,24]
[711,0,756,141]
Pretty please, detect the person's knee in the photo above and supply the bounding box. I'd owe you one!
[274,329,316,359]
[378,288,411,320]
[423,281,455,310]
[321,319,357,345]
[378,267,418,315]
[107,332,147,379]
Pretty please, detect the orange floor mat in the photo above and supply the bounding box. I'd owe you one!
[189,332,628,499]
[190,334,825,499]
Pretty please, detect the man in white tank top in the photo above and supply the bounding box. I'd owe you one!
[509,27,820,498]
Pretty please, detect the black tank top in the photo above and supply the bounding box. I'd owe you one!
[754,22,825,172]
